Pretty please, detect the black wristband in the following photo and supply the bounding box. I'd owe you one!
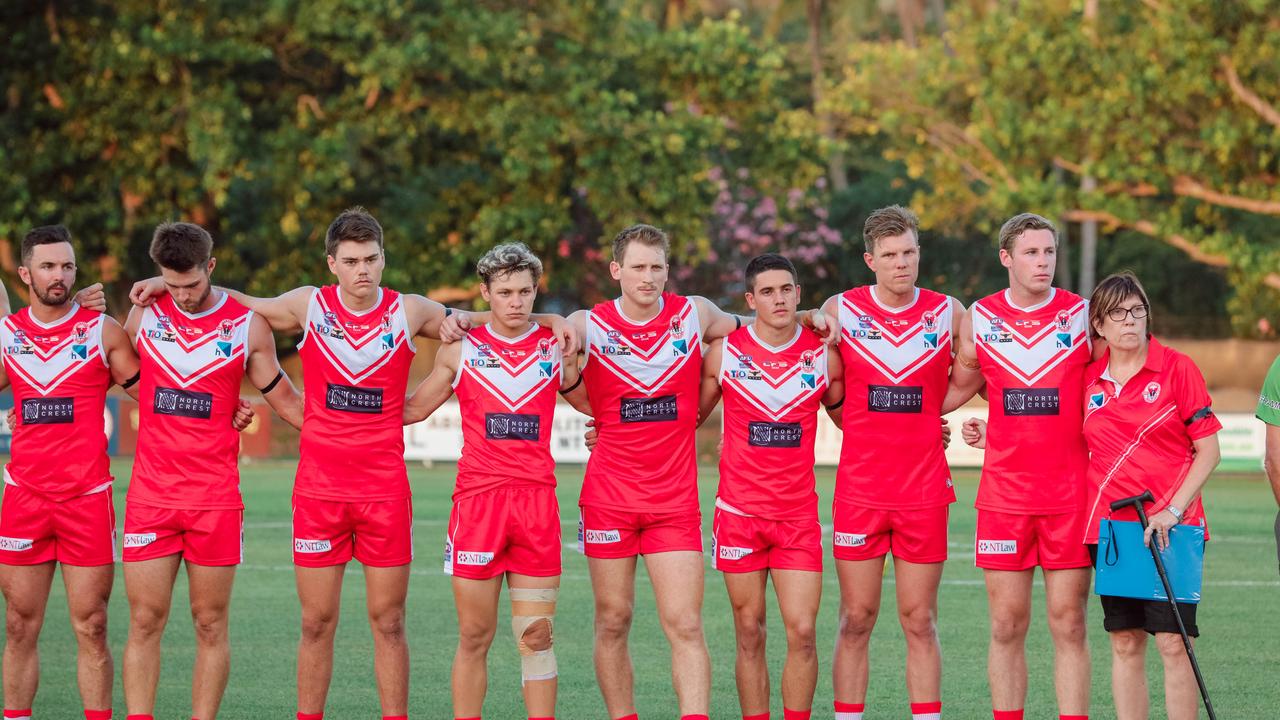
[121,371,141,390]
[734,316,742,331]
[445,307,453,317]
[259,370,285,395]
[559,373,584,395]
[824,398,844,412]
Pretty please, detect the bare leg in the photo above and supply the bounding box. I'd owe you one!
[1155,632,1200,720]
[983,569,1033,712]
[0,562,56,710]
[588,555,638,719]
[364,564,411,717]
[61,564,114,711]
[1109,629,1149,720]
[772,569,821,714]
[831,557,885,706]
[187,563,236,720]
[295,565,345,715]
[1043,567,1090,716]
[450,575,502,718]
[892,558,943,703]
[123,555,182,715]
[722,570,769,717]
[646,551,711,715]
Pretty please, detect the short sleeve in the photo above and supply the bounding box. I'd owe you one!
[1172,353,1221,440]
[1255,355,1280,426]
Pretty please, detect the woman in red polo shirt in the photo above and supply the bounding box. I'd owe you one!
[963,272,1221,720]
[1079,272,1221,720]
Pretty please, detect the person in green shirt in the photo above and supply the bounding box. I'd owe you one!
[1255,354,1280,574]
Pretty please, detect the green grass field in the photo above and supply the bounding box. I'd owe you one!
[8,460,1279,719]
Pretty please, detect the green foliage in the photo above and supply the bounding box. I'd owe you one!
[827,0,1280,334]
[0,1,823,305]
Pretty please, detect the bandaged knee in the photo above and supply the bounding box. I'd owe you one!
[510,587,558,683]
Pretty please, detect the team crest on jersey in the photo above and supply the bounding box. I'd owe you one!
[1054,310,1074,348]
[74,322,89,343]
[669,316,688,356]
[800,350,817,388]
[212,319,234,358]
[537,338,555,377]
[1143,382,1161,403]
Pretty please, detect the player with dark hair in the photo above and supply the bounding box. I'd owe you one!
[121,221,303,720]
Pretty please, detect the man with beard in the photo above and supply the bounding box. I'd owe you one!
[0,226,139,720]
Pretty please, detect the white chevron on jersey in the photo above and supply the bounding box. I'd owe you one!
[1,310,105,395]
[301,288,414,386]
[720,333,828,422]
[839,293,952,384]
[138,297,250,389]
[586,300,701,396]
[972,295,1088,386]
[455,327,563,412]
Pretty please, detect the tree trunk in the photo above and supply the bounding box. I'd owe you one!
[1079,173,1098,297]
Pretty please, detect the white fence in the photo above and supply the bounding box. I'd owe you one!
[404,403,1267,472]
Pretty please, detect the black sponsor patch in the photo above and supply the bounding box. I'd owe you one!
[21,397,74,424]
[325,383,383,414]
[153,387,214,419]
[1003,387,1060,416]
[747,421,803,448]
[620,394,678,423]
[484,412,541,440]
[867,385,923,413]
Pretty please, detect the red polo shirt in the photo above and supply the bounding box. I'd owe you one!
[1080,337,1221,543]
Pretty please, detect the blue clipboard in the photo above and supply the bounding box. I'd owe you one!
[1095,519,1204,604]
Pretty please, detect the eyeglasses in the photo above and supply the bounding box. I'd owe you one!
[1106,305,1149,322]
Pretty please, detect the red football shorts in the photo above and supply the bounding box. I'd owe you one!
[578,505,702,559]
[444,484,560,580]
[711,505,822,573]
[292,495,414,568]
[123,502,242,566]
[974,508,1091,571]
[832,501,950,564]
[0,484,115,566]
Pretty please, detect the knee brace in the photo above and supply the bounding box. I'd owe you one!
[510,586,558,683]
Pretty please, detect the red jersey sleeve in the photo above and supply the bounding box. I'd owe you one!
[1171,353,1222,441]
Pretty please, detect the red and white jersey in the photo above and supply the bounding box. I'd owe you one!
[972,288,1090,514]
[453,324,562,501]
[1081,338,1222,543]
[131,293,251,510]
[296,286,415,502]
[717,325,827,520]
[1,305,112,501]
[581,293,701,513]
[837,286,956,509]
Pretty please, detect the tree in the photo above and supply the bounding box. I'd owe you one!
[826,0,1280,334]
[0,1,825,311]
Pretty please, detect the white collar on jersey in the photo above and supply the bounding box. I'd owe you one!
[869,285,920,313]
[1002,286,1057,313]
[484,322,538,344]
[336,287,384,317]
[613,294,664,325]
[169,291,228,320]
[25,302,81,329]
[747,323,802,353]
